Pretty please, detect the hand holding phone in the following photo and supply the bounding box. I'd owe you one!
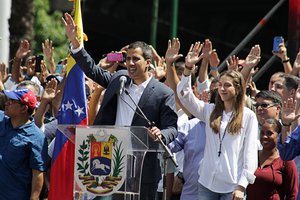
[35,55,44,72]
[273,36,283,53]
[55,64,64,74]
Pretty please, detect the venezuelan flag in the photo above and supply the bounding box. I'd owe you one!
[48,0,88,199]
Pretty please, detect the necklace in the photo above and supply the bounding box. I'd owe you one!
[218,112,233,157]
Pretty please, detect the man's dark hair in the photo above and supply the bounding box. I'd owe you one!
[283,74,300,91]
[255,90,282,108]
[128,41,152,60]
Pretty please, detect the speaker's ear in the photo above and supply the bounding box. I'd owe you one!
[145,59,151,72]
[144,66,148,73]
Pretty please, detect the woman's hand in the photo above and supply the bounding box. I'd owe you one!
[232,185,245,200]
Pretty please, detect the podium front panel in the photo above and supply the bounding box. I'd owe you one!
[58,125,163,200]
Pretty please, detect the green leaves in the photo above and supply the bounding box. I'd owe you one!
[33,0,69,62]
[112,141,124,177]
[77,139,90,176]
[80,140,88,150]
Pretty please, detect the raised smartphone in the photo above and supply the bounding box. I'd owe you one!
[273,36,283,53]
[35,55,44,72]
[55,64,64,74]
[106,52,126,62]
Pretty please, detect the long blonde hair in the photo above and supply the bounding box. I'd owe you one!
[210,70,245,135]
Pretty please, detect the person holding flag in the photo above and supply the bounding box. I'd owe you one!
[48,0,88,199]
[62,11,178,200]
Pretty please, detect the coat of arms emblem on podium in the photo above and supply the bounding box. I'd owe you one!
[75,128,128,196]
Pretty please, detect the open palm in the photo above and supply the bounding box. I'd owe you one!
[185,42,203,68]
[62,13,78,41]
[165,38,183,65]
[244,45,261,68]
[282,98,299,125]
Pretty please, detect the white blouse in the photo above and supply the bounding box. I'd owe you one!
[177,75,258,193]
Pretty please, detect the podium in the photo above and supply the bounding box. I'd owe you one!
[58,125,163,200]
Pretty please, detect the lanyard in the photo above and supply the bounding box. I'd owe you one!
[218,112,233,157]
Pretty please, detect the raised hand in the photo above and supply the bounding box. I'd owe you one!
[42,39,54,61]
[62,13,78,46]
[150,45,161,66]
[209,50,220,68]
[165,38,183,65]
[154,66,166,81]
[150,45,166,71]
[185,41,203,69]
[226,55,239,71]
[198,90,210,103]
[244,44,261,68]
[272,38,288,60]
[281,98,300,125]
[0,62,8,83]
[202,39,212,60]
[293,51,300,76]
[15,40,31,59]
[42,78,59,103]
[38,61,49,84]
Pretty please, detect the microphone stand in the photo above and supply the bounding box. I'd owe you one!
[123,88,178,200]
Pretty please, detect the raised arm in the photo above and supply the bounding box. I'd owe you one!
[272,38,292,73]
[42,39,56,74]
[165,38,183,92]
[184,41,203,76]
[62,12,112,87]
[62,13,80,49]
[164,38,191,116]
[240,44,261,85]
[209,50,220,78]
[177,42,208,121]
[12,40,31,83]
[88,83,105,125]
[197,39,211,83]
[0,63,8,91]
[291,50,300,77]
[34,78,59,128]
[280,98,300,143]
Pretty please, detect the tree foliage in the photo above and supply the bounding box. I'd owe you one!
[9,0,34,60]
[33,0,69,62]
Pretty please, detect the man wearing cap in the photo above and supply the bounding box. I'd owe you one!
[0,88,48,199]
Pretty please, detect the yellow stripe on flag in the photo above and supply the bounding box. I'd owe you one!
[66,0,84,76]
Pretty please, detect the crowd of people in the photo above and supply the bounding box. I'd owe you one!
[1,11,300,200]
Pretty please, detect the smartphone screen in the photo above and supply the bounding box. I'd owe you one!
[273,36,282,53]
[35,55,44,72]
[55,64,64,74]
[106,52,125,62]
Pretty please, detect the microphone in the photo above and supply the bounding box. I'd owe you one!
[119,76,127,95]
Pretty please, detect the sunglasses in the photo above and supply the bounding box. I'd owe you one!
[254,103,276,109]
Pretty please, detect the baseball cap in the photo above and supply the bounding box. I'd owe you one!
[3,88,37,109]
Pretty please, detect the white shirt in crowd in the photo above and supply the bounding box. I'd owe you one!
[177,75,258,193]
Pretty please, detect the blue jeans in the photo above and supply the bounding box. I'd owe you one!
[198,183,232,200]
